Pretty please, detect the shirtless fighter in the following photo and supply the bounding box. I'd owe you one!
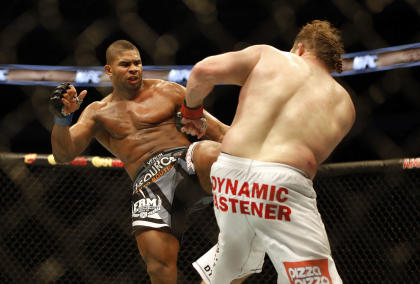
[182,20,356,283]
[49,40,228,284]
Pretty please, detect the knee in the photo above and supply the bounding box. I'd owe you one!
[195,140,221,164]
[193,141,221,194]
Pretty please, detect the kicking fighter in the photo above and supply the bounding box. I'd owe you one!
[182,20,355,284]
[49,40,228,284]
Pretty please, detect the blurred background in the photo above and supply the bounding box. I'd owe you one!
[0,1,419,284]
[0,0,419,163]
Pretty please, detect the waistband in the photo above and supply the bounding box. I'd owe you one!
[217,152,309,178]
[133,147,187,180]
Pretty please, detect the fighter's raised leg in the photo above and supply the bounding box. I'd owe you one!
[191,140,221,194]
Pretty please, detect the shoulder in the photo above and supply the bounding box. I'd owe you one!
[146,79,185,95]
[81,100,107,115]
[144,79,186,105]
[249,45,300,77]
[235,45,286,64]
[247,45,290,60]
[145,79,184,89]
[243,44,281,53]
[244,45,296,67]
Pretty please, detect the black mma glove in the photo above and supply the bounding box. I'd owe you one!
[175,111,200,142]
[175,109,207,141]
[49,82,71,118]
[175,111,184,132]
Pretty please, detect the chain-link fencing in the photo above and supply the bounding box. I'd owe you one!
[0,153,418,283]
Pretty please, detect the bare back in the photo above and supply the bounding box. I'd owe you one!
[221,46,355,179]
[80,79,190,179]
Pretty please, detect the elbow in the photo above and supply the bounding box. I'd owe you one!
[51,135,77,164]
[192,59,217,80]
[52,152,71,164]
[51,146,75,164]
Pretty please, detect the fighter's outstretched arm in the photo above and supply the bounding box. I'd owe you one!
[50,84,97,163]
[184,45,264,108]
[180,45,265,138]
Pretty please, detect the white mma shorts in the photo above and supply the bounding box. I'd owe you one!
[194,153,342,284]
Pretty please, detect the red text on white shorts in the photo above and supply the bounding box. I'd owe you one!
[283,259,332,284]
[211,176,292,221]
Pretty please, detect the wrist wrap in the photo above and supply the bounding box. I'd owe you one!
[54,113,73,126]
[181,101,204,119]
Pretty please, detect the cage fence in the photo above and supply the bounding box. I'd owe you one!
[0,153,418,283]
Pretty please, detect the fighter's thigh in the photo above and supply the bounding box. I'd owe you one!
[210,213,260,283]
[193,140,221,194]
[135,229,180,266]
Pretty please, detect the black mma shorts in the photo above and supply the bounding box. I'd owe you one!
[131,143,211,240]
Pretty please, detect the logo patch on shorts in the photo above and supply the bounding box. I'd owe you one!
[283,259,332,284]
[132,196,162,218]
[134,154,177,193]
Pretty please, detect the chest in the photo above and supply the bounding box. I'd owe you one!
[95,97,177,137]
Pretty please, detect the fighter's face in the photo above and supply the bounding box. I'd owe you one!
[107,50,143,91]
